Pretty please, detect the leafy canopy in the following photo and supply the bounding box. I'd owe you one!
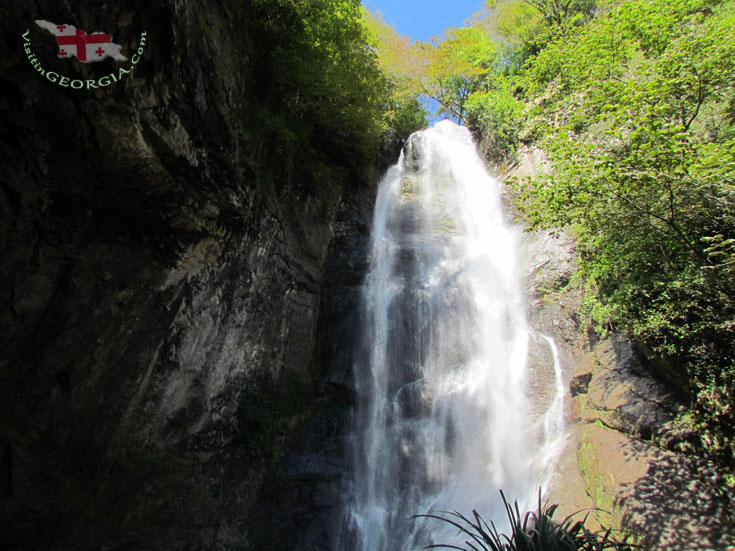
[516,0,735,465]
[236,0,391,173]
[361,8,428,140]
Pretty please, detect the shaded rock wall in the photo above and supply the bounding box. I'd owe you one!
[244,172,379,551]
[0,1,395,549]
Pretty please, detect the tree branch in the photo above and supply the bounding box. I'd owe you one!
[603,177,706,262]
[683,68,704,132]
[418,79,464,123]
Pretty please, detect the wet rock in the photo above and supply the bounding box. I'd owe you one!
[581,336,681,440]
[245,173,378,551]
[404,132,426,172]
[578,423,733,550]
[246,411,353,551]
[569,372,592,397]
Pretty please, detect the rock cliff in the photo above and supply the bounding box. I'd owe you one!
[0,1,396,549]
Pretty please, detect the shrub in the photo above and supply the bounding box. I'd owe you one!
[419,491,637,551]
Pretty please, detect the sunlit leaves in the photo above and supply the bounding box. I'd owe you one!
[516,0,735,445]
[361,9,428,139]
[465,78,526,160]
[485,0,542,69]
[361,9,426,100]
[422,25,500,122]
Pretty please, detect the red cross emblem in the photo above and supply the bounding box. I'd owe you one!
[55,29,112,62]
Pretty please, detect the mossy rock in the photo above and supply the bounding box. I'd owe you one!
[577,427,617,516]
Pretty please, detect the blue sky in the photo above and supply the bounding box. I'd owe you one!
[364,0,485,42]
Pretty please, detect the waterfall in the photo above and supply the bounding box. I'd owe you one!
[344,121,565,550]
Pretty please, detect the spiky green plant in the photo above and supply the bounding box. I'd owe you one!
[418,490,639,551]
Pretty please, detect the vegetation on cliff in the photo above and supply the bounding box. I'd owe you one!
[231,0,427,180]
[514,0,735,473]
[367,0,735,476]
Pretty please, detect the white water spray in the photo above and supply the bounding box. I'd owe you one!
[345,122,565,550]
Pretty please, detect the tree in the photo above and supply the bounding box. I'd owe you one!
[422,24,499,123]
[483,0,597,68]
[521,0,597,34]
[516,0,735,462]
[361,9,428,140]
[240,0,389,168]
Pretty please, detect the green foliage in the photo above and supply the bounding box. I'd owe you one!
[423,24,500,123]
[234,0,389,172]
[389,96,429,141]
[484,0,543,73]
[465,77,526,161]
[361,9,428,140]
[420,490,636,550]
[513,0,735,465]
[410,0,604,157]
[520,0,598,36]
[485,0,598,72]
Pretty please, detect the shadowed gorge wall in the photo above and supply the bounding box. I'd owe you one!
[0,1,398,548]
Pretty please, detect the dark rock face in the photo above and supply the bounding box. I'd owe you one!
[245,169,380,551]
[581,336,682,440]
[569,372,592,397]
[0,1,395,549]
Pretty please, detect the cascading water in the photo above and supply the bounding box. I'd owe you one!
[343,121,565,550]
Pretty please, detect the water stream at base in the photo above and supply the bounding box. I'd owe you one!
[342,121,566,550]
